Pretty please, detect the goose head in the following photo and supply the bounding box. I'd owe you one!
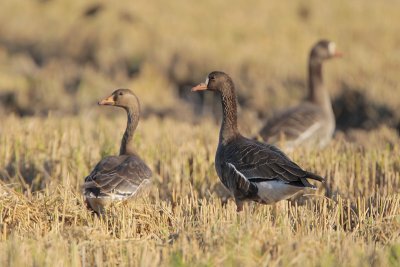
[98,89,139,110]
[192,71,233,93]
[310,40,342,64]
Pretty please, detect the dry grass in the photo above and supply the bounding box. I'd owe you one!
[1,115,399,266]
[0,0,400,266]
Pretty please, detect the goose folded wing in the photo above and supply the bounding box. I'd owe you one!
[261,104,323,142]
[225,142,322,184]
[84,156,152,197]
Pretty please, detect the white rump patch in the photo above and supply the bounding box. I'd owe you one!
[256,180,305,204]
[328,42,336,56]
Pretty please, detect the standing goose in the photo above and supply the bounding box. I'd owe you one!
[84,89,152,214]
[259,40,342,150]
[192,71,324,212]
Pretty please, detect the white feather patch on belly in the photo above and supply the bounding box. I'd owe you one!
[256,180,305,204]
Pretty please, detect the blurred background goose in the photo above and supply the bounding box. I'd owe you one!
[193,71,324,212]
[83,89,152,214]
[258,40,342,151]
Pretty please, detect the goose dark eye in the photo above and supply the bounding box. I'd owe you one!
[210,76,215,81]
[119,92,123,96]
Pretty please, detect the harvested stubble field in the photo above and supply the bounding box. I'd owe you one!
[0,0,400,266]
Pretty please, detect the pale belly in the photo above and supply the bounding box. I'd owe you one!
[255,180,307,204]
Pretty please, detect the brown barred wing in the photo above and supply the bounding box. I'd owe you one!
[84,155,152,200]
[224,138,324,187]
[259,103,324,144]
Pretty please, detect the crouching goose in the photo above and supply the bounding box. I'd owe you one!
[259,40,342,151]
[83,89,152,214]
[192,71,324,212]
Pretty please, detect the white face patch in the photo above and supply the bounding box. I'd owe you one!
[328,42,336,56]
[205,77,209,86]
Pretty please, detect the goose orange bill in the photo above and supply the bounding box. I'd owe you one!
[98,95,115,105]
[192,83,208,91]
[333,51,343,57]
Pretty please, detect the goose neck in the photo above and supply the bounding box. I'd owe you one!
[219,84,239,143]
[120,107,139,155]
[307,59,331,111]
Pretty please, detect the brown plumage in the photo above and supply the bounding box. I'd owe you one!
[83,89,152,214]
[259,40,342,151]
[193,71,324,212]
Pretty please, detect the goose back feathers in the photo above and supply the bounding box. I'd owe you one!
[259,102,329,149]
